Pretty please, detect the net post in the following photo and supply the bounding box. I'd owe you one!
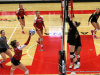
[58,0,67,75]
[58,51,66,75]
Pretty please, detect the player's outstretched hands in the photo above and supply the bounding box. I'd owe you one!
[29,33,32,36]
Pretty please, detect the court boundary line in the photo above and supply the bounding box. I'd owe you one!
[27,43,59,64]
[7,22,19,44]
[27,44,37,59]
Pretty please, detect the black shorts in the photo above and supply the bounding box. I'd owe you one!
[75,35,82,49]
[67,39,76,46]
[0,48,7,54]
[11,57,21,66]
[91,20,97,23]
[17,16,24,20]
[75,42,82,49]
[36,29,43,31]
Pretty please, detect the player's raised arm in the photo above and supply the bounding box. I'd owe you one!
[17,34,31,50]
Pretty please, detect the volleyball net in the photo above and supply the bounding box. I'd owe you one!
[58,0,68,75]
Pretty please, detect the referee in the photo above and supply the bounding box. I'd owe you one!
[0,30,12,68]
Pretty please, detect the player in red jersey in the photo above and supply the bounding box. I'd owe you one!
[10,33,32,75]
[34,11,46,51]
[16,3,27,34]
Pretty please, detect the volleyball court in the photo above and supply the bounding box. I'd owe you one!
[0,3,62,75]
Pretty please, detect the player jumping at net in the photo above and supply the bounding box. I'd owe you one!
[88,8,100,39]
[0,30,12,68]
[67,12,81,69]
[34,11,47,51]
[16,3,27,34]
[69,30,82,69]
[10,33,32,75]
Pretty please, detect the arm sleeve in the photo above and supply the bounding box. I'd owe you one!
[16,9,19,17]
[17,45,26,50]
[24,35,31,45]
[88,14,94,22]
[1,40,10,49]
[16,13,19,17]
[23,11,26,15]
[18,35,31,50]
[34,19,37,28]
[42,18,45,27]
[23,8,26,15]
[42,17,45,27]
[68,16,74,27]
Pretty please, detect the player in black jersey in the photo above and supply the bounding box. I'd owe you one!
[69,30,82,69]
[67,12,81,69]
[88,8,100,39]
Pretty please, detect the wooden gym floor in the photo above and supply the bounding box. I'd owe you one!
[0,2,100,75]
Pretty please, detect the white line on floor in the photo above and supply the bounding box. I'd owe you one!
[7,22,19,44]
[27,44,37,59]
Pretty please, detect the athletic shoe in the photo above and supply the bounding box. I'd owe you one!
[39,47,45,51]
[0,63,3,68]
[69,63,73,69]
[73,64,79,69]
[36,41,40,45]
[91,30,93,35]
[10,73,13,75]
[22,31,25,34]
[94,35,98,39]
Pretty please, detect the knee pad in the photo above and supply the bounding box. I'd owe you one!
[11,67,15,71]
[25,70,29,74]
[21,25,24,27]
[95,29,98,31]
[70,52,75,58]
[76,55,80,58]
[40,38,43,41]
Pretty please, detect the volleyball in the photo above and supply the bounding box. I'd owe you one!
[29,29,35,35]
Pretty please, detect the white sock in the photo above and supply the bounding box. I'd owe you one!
[94,34,96,36]
[77,62,80,65]
[22,29,24,31]
[41,45,43,48]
